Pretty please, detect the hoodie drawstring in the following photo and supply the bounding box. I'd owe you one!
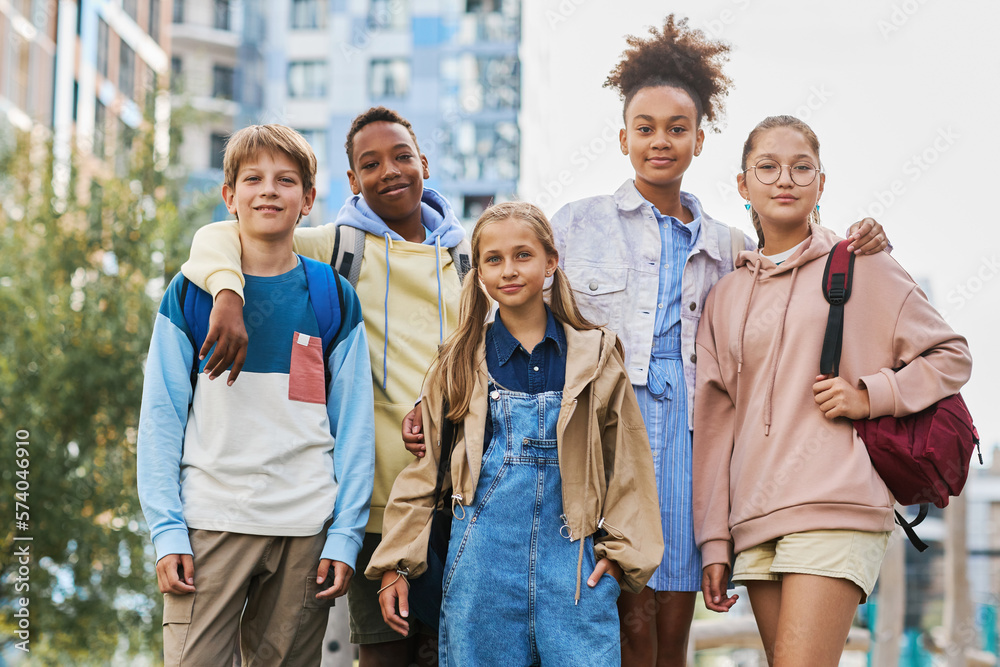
[762,265,799,436]
[736,258,762,375]
[381,232,392,390]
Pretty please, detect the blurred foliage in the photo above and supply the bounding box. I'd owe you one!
[0,119,212,664]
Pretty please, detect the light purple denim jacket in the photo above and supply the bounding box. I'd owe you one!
[551,179,755,427]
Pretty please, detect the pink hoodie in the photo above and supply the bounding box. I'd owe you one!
[693,224,972,568]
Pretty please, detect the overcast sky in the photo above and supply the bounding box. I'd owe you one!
[519,0,1000,454]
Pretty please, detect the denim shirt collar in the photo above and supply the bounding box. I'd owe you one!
[489,307,565,366]
[613,179,723,263]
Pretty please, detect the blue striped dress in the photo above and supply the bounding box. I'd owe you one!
[634,202,702,592]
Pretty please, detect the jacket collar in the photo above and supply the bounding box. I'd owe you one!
[562,326,611,400]
[613,179,724,262]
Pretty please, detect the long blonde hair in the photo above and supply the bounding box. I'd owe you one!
[741,115,823,248]
[432,202,596,421]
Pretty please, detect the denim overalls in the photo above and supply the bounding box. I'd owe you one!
[438,383,621,666]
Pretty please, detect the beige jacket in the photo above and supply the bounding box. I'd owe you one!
[366,324,664,595]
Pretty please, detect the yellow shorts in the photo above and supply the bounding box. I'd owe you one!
[732,529,891,603]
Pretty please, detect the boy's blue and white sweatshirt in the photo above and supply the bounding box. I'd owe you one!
[137,259,375,567]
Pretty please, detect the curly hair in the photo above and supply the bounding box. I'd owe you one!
[344,106,421,170]
[604,15,733,131]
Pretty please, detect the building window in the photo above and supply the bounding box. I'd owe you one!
[466,0,499,11]
[97,19,109,77]
[119,42,136,96]
[117,120,136,176]
[145,70,159,112]
[214,0,230,30]
[462,195,493,220]
[291,0,326,29]
[296,129,326,165]
[368,0,408,31]
[369,58,410,99]
[123,0,139,21]
[458,54,519,111]
[287,61,327,99]
[149,0,161,41]
[173,0,183,23]
[441,120,518,182]
[210,133,227,170]
[94,101,107,158]
[170,56,182,92]
[212,65,235,100]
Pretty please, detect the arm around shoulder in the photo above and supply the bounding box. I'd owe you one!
[292,222,340,263]
[181,220,245,301]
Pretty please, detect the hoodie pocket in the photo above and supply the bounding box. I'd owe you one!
[565,265,627,330]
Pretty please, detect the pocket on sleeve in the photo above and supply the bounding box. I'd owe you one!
[289,332,326,404]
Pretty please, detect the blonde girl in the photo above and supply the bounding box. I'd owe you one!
[368,202,664,666]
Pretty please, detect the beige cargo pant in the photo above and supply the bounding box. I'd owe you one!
[162,526,336,666]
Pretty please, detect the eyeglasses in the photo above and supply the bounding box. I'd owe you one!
[746,159,822,186]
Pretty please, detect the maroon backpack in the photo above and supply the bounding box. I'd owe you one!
[820,240,980,551]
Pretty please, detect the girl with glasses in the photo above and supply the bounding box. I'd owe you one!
[693,115,971,666]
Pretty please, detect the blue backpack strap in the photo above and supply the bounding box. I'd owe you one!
[180,277,214,390]
[300,255,345,393]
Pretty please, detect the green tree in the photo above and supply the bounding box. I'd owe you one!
[0,121,209,664]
